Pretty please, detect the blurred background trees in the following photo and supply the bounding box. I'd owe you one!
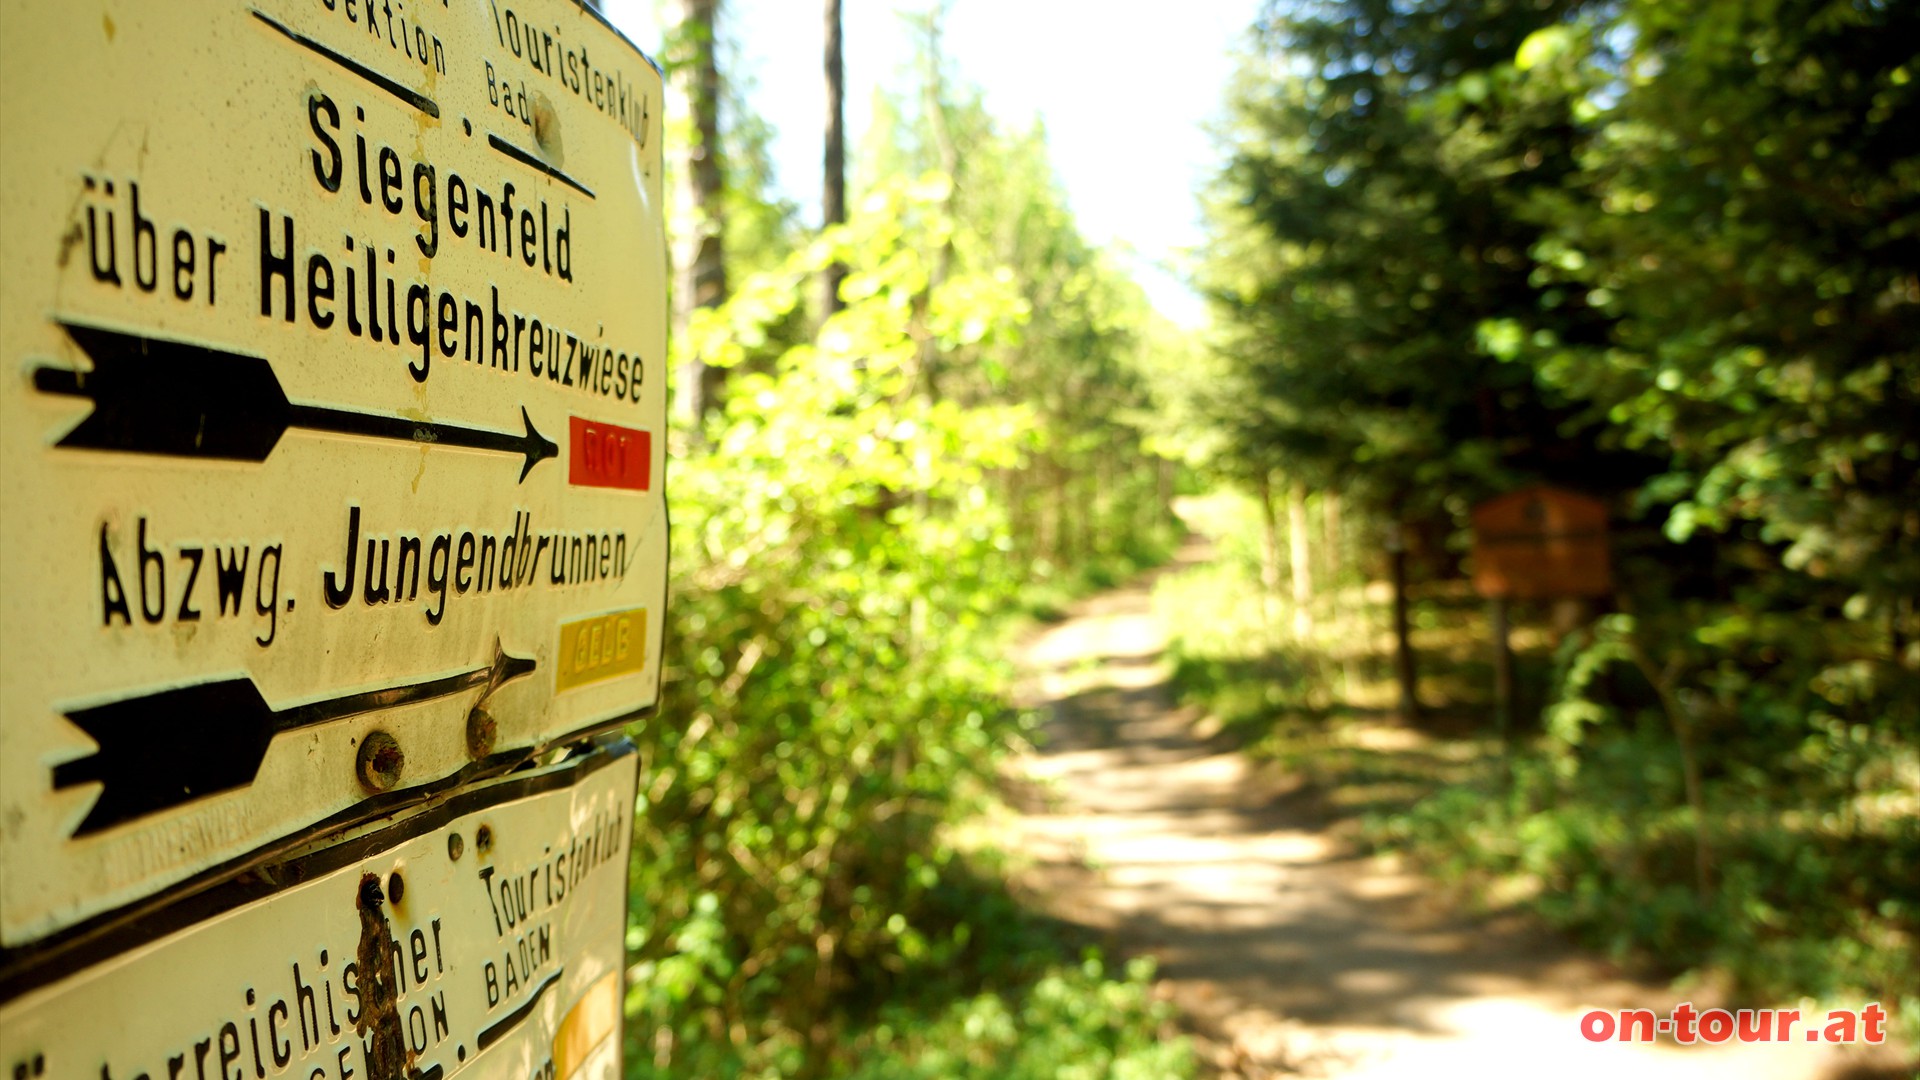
[1174,0,1918,1038]
[623,0,1917,1070]
[629,4,1185,1074]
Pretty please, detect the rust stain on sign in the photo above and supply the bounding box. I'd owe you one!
[354,874,411,1080]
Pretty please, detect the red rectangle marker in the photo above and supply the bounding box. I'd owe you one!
[568,416,652,492]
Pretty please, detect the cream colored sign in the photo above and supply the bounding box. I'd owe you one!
[0,748,636,1080]
[0,0,667,946]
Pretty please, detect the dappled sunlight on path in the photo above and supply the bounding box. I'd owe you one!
[1006,539,1878,1079]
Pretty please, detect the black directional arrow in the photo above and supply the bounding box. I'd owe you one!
[51,643,536,837]
[33,323,558,481]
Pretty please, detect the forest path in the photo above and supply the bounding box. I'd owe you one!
[1005,537,1868,1080]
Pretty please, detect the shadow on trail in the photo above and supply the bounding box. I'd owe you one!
[1007,542,1888,1079]
[1027,665,1591,1036]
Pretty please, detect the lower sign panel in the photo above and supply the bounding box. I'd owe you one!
[0,747,637,1080]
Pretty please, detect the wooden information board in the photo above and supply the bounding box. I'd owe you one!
[1470,485,1611,600]
[0,4,665,1065]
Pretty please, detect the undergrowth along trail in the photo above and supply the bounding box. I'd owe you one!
[1004,536,1880,1080]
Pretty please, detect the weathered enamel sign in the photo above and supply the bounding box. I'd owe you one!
[0,746,637,1080]
[0,0,666,946]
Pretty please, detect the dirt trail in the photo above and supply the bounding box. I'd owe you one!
[1007,541,1883,1080]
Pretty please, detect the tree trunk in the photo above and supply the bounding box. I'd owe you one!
[1157,458,1174,526]
[1133,450,1155,541]
[1061,462,1081,565]
[1625,636,1714,900]
[1095,439,1114,556]
[911,5,957,399]
[1257,472,1282,597]
[820,0,846,318]
[1389,521,1420,717]
[1000,468,1021,557]
[1290,482,1313,641]
[1897,508,1919,667]
[1045,456,1065,565]
[1322,490,1342,588]
[669,0,727,429]
[1323,490,1359,693]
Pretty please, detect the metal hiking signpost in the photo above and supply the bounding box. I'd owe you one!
[0,4,667,1078]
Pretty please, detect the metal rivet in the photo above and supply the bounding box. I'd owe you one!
[466,707,497,760]
[447,832,465,861]
[387,871,405,905]
[531,94,562,158]
[357,731,404,792]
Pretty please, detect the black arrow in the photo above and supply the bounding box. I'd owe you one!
[51,643,536,837]
[33,323,558,481]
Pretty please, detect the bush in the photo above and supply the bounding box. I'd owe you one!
[623,175,1186,1075]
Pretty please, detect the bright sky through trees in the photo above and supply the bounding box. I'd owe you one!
[604,0,1256,326]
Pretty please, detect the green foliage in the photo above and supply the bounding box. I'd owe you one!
[1510,0,1920,626]
[628,174,1039,1073]
[1194,0,1639,507]
[866,78,1182,571]
[1379,731,1920,1046]
[630,25,1183,1073]
[840,956,1193,1080]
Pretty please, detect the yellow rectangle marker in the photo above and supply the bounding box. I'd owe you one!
[554,971,622,1080]
[556,608,648,692]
